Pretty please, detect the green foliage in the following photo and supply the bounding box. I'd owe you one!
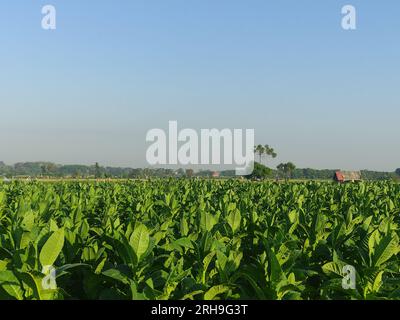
[39,229,65,267]
[246,162,272,179]
[130,224,150,262]
[0,161,397,180]
[0,179,399,300]
[277,162,296,180]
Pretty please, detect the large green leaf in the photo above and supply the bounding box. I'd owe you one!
[21,211,35,232]
[0,191,6,205]
[227,209,241,234]
[102,269,130,285]
[39,229,65,267]
[0,271,24,300]
[267,247,285,284]
[372,271,384,293]
[322,261,346,277]
[372,234,399,267]
[180,217,189,236]
[130,224,150,262]
[200,212,217,232]
[202,251,216,284]
[204,285,230,300]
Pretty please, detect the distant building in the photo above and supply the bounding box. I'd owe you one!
[212,171,220,178]
[334,171,362,183]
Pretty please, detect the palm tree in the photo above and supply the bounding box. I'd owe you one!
[95,162,101,178]
[277,162,296,181]
[285,162,296,180]
[254,145,265,163]
[277,163,285,180]
[263,145,277,165]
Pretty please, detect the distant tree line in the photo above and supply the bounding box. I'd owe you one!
[0,162,234,179]
[246,163,398,181]
[0,161,398,181]
[290,168,396,181]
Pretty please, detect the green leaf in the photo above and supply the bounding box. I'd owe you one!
[0,271,24,300]
[204,285,230,300]
[56,263,91,277]
[267,247,285,284]
[49,219,59,232]
[25,271,58,300]
[227,209,241,234]
[0,192,6,205]
[362,216,373,232]
[288,210,299,224]
[0,260,9,271]
[95,258,107,274]
[200,212,217,232]
[20,232,32,249]
[202,251,216,284]
[21,211,35,231]
[181,290,204,300]
[180,217,189,236]
[216,251,228,272]
[372,271,384,293]
[173,237,194,250]
[130,224,150,262]
[372,234,399,267]
[102,269,130,285]
[322,261,346,277]
[39,229,65,267]
[130,281,146,300]
[368,230,380,258]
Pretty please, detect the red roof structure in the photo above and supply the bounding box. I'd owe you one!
[334,171,362,183]
[335,171,344,181]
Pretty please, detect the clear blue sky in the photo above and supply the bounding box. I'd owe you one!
[1,1,399,171]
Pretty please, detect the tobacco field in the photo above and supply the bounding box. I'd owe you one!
[0,180,399,300]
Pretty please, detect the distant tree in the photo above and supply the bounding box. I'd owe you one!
[286,162,296,179]
[95,162,101,178]
[128,168,143,178]
[176,168,185,177]
[277,162,296,180]
[396,168,400,177]
[220,170,236,177]
[72,170,81,179]
[254,144,277,166]
[263,145,277,165]
[40,164,47,176]
[276,163,285,178]
[46,163,57,176]
[39,163,57,176]
[186,169,194,178]
[254,145,265,163]
[196,170,213,177]
[246,162,272,180]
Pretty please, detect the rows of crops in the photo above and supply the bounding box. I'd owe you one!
[0,180,399,300]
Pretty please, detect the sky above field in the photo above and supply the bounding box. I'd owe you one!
[0,1,399,171]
